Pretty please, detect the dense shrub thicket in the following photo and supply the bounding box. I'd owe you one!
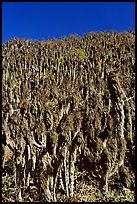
[2,31,135,202]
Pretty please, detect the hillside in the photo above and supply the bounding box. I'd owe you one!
[2,31,135,202]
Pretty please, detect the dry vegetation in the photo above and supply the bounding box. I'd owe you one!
[2,31,135,202]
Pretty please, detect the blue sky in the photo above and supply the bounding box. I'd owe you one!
[2,2,135,44]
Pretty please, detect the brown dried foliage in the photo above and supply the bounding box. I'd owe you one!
[2,31,135,202]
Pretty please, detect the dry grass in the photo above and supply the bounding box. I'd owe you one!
[2,170,135,202]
